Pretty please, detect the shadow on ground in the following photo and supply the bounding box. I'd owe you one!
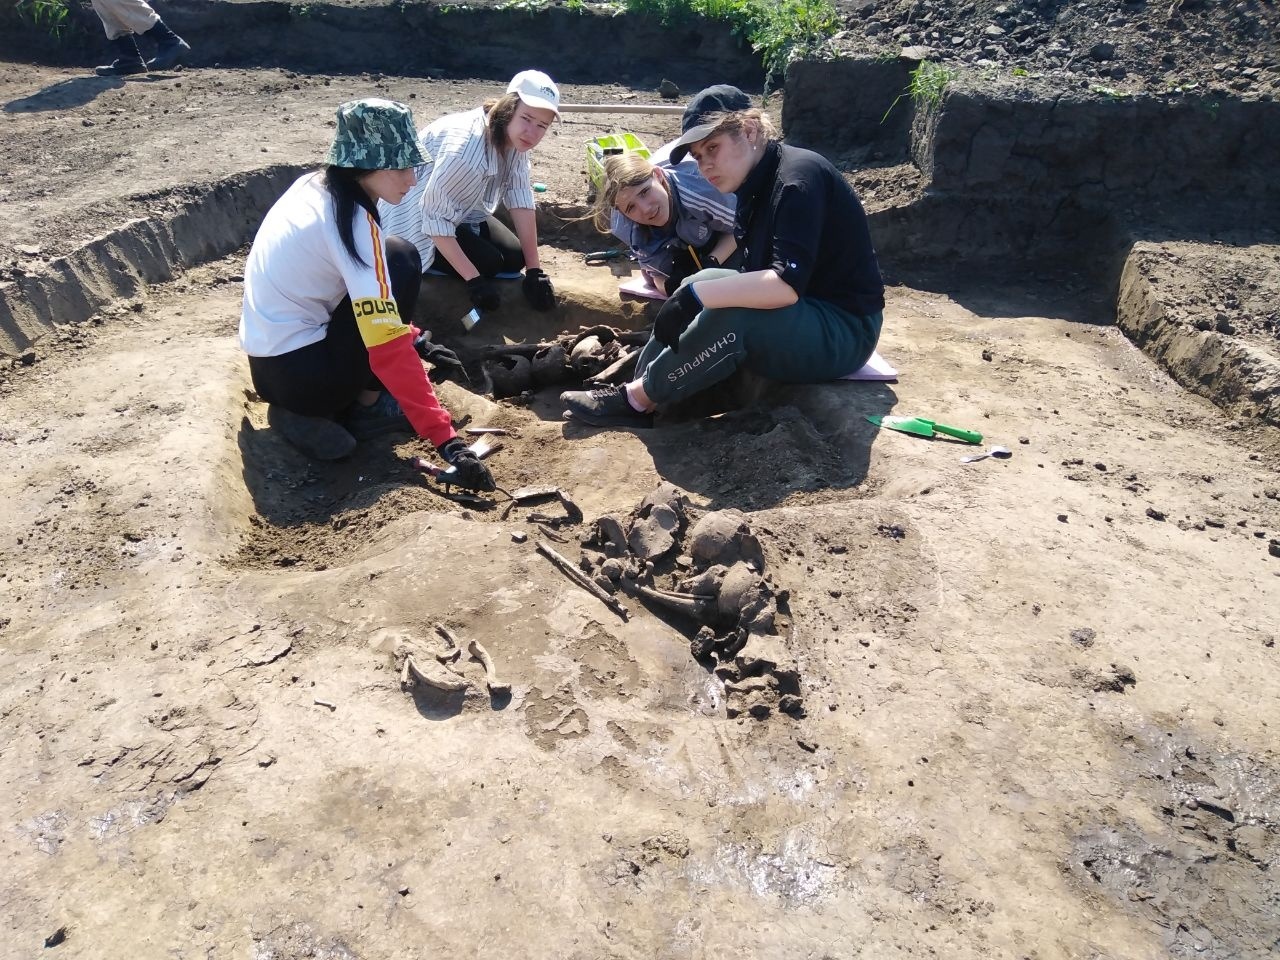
[1,73,181,112]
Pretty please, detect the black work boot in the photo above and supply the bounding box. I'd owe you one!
[267,406,357,461]
[143,19,191,71]
[94,35,147,77]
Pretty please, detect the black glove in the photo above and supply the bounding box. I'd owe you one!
[522,267,556,311]
[664,246,700,296]
[466,276,501,311]
[653,283,702,353]
[434,437,496,492]
[413,333,468,383]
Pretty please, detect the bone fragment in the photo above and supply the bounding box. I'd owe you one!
[403,656,469,693]
[536,540,630,620]
[569,325,619,348]
[467,639,512,695]
[434,624,464,655]
[724,676,771,696]
[570,335,602,366]
[594,515,628,555]
[587,347,639,386]
[532,523,570,543]
[634,585,716,623]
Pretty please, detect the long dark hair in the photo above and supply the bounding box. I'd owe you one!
[322,166,380,266]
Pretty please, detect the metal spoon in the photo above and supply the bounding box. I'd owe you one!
[960,445,1012,463]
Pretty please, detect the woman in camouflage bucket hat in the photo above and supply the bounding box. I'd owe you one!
[238,98,495,490]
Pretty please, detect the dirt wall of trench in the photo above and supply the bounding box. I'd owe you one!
[0,0,764,89]
[785,57,1280,284]
[0,166,304,357]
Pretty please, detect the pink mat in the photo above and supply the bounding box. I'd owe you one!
[618,275,668,301]
[840,351,898,381]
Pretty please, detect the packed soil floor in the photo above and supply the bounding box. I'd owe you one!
[2,57,1280,960]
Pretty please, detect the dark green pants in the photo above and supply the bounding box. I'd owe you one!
[637,269,883,407]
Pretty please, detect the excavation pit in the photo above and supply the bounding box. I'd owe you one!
[2,21,1280,959]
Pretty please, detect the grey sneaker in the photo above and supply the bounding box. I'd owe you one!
[560,384,653,428]
[343,391,411,439]
[268,405,356,461]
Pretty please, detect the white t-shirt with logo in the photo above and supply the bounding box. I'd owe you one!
[241,172,394,357]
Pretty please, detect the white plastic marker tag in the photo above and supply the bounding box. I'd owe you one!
[460,308,480,332]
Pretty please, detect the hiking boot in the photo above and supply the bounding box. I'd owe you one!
[143,20,190,70]
[95,36,147,76]
[560,384,654,428]
[343,391,411,440]
[267,405,357,461]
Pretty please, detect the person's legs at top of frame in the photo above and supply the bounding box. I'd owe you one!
[90,0,191,76]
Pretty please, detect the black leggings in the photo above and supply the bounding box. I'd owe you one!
[248,236,422,418]
[429,215,525,277]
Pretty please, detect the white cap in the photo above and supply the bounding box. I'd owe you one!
[507,69,560,117]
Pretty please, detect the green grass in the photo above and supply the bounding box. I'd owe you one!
[15,0,73,37]
[621,0,840,83]
[882,60,956,122]
[499,0,552,11]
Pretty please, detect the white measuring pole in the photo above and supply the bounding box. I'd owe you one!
[559,103,686,115]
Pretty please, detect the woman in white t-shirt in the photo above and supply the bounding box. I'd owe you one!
[239,98,493,490]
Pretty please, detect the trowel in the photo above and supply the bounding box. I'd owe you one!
[411,436,504,498]
[866,415,983,444]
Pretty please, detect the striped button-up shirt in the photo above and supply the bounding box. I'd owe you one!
[378,108,535,268]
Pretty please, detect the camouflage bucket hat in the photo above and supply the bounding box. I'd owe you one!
[325,98,426,169]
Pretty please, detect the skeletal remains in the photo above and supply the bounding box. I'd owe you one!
[580,484,803,720]
[478,325,648,398]
[392,624,510,697]
[387,483,802,719]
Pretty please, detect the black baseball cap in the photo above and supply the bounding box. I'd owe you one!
[668,84,752,163]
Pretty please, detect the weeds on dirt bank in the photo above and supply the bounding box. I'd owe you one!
[622,0,840,82]
[882,60,956,122]
[14,0,74,37]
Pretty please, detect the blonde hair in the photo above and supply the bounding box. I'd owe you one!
[591,152,658,233]
[691,107,777,150]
